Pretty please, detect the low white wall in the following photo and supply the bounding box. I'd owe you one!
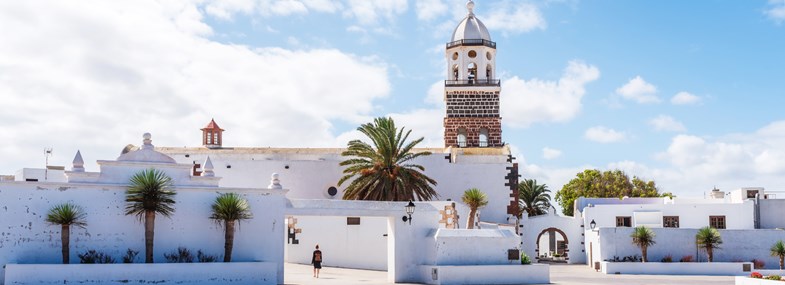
[597,227,785,268]
[432,229,520,266]
[756,270,785,276]
[285,216,388,270]
[419,264,550,285]
[601,261,752,275]
[735,276,785,285]
[4,262,277,285]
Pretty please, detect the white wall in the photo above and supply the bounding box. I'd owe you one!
[520,213,584,264]
[601,261,753,276]
[759,200,785,229]
[0,181,287,284]
[583,201,755,230]
[596,227,785,268]
[284,216,389,271]
[160,148,516,224]
[4,262,277,285]
[431,229,519,266]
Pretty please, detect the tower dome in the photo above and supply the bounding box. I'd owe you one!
[451,0,491,42]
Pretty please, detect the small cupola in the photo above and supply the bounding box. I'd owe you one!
[201,119,225,148]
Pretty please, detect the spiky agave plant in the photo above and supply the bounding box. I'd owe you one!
[462,188,488,229]
[695,226,723,262]
[630,226,656,262]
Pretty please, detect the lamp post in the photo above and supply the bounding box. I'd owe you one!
[589,219,597,231]
[402,200,415,225]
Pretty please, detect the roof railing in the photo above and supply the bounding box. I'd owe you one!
[446,39,496,49]
[444,79,500,87]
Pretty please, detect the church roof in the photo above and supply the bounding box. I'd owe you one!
[450,0,492,42]
[201,119,224,131]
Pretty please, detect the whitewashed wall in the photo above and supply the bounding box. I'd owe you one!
[284,216,389,270]
[520,214,584,264]
[0,181,287,285]
[582,201,755,230]
[759,200,785,229]
[160,148,515,224]
[597,227,785,268]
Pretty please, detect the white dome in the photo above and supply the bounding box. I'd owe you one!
[450,1,491,42]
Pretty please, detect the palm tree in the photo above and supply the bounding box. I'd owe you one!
[210,193,253,262]
[630,226,656,262]
[45,203,87,264]
[695,226,722,262]
[771,240,785,270]
[462,188,488,229]
[518,179,551,217]
[125,169,176,263]
[338,117,438,201]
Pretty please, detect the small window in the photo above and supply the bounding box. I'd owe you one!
[347,217,361,225]
[457,128,467,147]
[616,216,631,227]
[486,51,492,60]
[327,186,338,197]
[663,216,679,228]
[452,52,458,60]
[452,64,459,80]
[25,178,38,182]
[468,50,477,58]
[747,190,758,199]
[467,62,477,81]
[485,65,492,80]
[709,216,726,229]
[479,128,489,147]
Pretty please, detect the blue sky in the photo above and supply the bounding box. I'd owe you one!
[1,0,784,196]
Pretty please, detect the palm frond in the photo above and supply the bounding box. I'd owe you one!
[210,193,253,226]
[125,169,177,220]
[46,203,87,228]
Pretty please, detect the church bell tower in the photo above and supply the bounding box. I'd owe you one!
[444,0,502,148]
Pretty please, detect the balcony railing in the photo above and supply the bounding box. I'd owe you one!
[446,39,496,49]
[445,79,501,87]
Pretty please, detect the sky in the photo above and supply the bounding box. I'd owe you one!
[1,0,785,198]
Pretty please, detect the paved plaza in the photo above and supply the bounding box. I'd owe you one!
[284,263,736,285]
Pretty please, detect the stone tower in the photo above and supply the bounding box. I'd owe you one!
[201,119,224,148]
[443,0,502,148]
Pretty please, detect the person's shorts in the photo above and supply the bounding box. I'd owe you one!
[313,262,322,269]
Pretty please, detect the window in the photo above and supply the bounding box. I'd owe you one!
[347,217,361,225]
[468,50,477,58]
[467,63,477,82]
[747,190,759,199]
[479,128,488,147]
[709,216,726,229]
[486,65,492,80]
[616,216,631,227]
[457,128,467,147]
[206,132,213,144]
[452,65,459,80]
[663,216,679,228]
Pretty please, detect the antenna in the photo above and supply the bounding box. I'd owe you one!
[44,147,53,180]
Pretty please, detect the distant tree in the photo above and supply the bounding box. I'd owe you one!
[45,203,87,264]
[518,179,551,217]
[771,240,785,270]
[338,117,438,201]
[125,169,176,263]
[554,169,660,216]
[462,188,488,229]
[210,193,253,262]
[696,226,722,262]
[630,226,656,262]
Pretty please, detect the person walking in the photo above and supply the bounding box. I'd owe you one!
[312,244,323,278]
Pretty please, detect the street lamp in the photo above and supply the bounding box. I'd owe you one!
[589,219,597,231]
[402,200,415,225]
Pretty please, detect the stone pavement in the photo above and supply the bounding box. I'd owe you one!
[284,262,736,285]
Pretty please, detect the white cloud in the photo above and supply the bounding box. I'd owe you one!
[615,76,660,104]
[649,115,686,132]
[670,91,701,105]
[482,1,546,34]
[415,0,448,21]
[0,0,392,173]
[203,0,342,19]
[386,108,445,147]
[501,61,600,128]
[584,126,626,143]
[344,0,408,25]
[766,0,785,24]
[542,147,562,160]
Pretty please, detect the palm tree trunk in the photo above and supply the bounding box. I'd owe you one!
[780,255,783,270]
[642,246,647,263]
[707,246,713,263]
[224,220,235,262]
[467,209,476,229]
[61,224,70,264]
[145,211,156,263]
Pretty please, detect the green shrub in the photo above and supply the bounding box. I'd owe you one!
[164,247,194,263]
[661,254,673,262]
[197,250,220,263]
[766,275,781,280]
[122,248,139,263]
[78,250,116,264]
[520,252,531,265]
